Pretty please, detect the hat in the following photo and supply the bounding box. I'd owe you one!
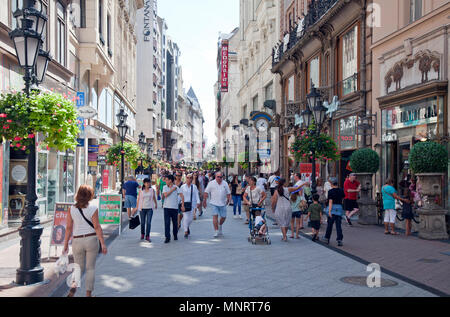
[329,177,338,185]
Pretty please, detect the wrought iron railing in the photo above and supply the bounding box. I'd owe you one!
[272,0,339,67]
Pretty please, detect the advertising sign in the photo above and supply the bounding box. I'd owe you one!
[299,163,320,182]
[99,194,121,225]
[76,92,85,108]
[221,40,229,92]
[102,170,109,190]
[88,145,99,167]
[50,203,73,246]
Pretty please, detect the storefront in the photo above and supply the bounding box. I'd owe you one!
[380,95,446,198]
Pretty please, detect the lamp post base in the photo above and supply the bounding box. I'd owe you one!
[16,224,44,286]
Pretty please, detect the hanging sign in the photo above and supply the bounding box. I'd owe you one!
[221,40,229,92]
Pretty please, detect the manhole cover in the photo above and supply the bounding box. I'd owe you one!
[417,258,442,263]
[340,276,398,287]
[0,268,17,278]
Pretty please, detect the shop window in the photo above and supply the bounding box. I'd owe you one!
[340,24,359,96]
[334,116,358,150]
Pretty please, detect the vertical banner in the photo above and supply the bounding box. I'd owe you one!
[221,40,229,92]
[50,203,73,246]
[102,169,110,190]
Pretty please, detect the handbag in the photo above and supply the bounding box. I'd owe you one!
[129,215,141,230]
[236,183,243,195]
[183,185,193,212]
[77,207,102,254]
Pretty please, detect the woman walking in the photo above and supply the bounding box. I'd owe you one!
[243,176,267,217]
[179,174,201,238]
[290,190,303,239]
[63,185,107,297]
[135,178,158,243]
[230,175,243,219]
[193,172,201,220]
[271,178,292,241]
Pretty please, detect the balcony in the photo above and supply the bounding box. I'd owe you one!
[272,0,339,67]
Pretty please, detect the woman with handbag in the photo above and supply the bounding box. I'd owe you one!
[243,176,267,217]
[134,178,158,243]
[63,185,107,297]
[230,175,243,219]
[179,174,200,238]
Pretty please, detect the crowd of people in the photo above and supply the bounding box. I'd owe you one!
[64,167,424,297]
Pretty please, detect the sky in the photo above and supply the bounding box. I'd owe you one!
[158,0,240,148]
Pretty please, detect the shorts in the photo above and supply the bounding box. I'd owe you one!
[310,220,321,230]
[211,205,227,218]
[345,199,359,212]
[292,211,302,219]
[270,188,276,196]
[124,195,137,208]
[384,209,397,224]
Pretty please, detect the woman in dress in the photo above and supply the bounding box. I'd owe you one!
[270,178,295,242]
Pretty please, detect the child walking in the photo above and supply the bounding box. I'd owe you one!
[307,194,323,242]
[290,190,303,239]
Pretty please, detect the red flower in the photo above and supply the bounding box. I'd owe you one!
[0,113,7,118]
[3,125,9,129]
[22,146,26,151]
[14,136,22,141]
[16,143,21,148]
[7,120,12,123]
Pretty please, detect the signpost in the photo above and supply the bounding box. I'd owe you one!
[98,194,122,235]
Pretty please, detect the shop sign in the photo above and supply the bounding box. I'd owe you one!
[97,155,107,165]
[77,138,85,147]
[299,163,320,182]
[88,145,98,167]
[339,116,357,150]
[76,92,85,107]
[221,40,229,92]
[78,105,97,119]
[50,203,73,246]
[102,170,109,190]
[382,132,398,143]
[386,102,438,130]
[99,194,121,225]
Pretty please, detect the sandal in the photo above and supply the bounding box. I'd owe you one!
[384,231,390,235]
[390,232,400,236]
[67,288,77,297]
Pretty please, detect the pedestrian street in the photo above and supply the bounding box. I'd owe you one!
[69,205,435,297]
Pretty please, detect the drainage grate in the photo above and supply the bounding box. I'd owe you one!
[417,258,442,263]
[340,276,398,287]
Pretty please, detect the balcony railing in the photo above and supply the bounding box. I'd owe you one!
[272,0,339,67]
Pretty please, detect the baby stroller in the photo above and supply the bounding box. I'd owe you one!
[247,207,271,245]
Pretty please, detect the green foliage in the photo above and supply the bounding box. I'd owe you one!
[220,156,235,168]
[106,142,143,170]
[0,91,79,152]
[350,148,380,173]
[290,125,340,163]
[409,141,447,173]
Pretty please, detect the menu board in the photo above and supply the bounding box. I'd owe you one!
[98,194,121,225]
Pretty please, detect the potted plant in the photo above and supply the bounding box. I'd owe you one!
[409,141,448,240]
[350,148,380,225]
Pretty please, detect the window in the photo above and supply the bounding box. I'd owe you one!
[410,0,422,23]
[80,0,86,28]
[56,1,66,66]
[252,95,258,111]
[340,24,359,96]
[307,55,320,92]
[107,14,111,51]
[10,0,23,29]
[287,76,294,102]
[99,0,104,44]
[243,105,247,119]
[265,82,273,101]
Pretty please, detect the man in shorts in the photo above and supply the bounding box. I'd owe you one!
[343,173,361,226]
[203,171,231,238]
[123,176,141,219]
[382,179,402,236]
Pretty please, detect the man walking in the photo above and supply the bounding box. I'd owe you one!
[256,173,268,192]
[343,173,361,226]
[123,176,141,219]
[323,178,346,247]
[203,172,231,238]
[163,175,180,243]
[268,171,280,196]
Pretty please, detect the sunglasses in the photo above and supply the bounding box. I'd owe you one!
[216,176,223,178]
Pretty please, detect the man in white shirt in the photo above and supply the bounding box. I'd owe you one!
[268,171,280,196]
[293,173,309,201]
[162,175,179,244]
[203,172,231,238]
[256,173,267,192]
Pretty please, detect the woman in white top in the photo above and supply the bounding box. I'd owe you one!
[243,176,267,218]
[64,185,107,297]
[134,178,158,243]
[179,174,200,238]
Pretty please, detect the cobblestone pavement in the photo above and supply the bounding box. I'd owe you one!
[67,204,435,297]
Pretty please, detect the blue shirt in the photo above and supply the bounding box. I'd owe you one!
[123,181,140,198]
[382,185,397,210]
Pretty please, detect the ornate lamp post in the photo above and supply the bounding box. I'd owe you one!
[116,109,128,193]
[9,0,50,286]
[302,85,327,195]
[138,132,146,175]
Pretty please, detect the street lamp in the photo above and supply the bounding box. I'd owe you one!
[303,84,327,195]
[138,132,146,175]
[9,0,48,286]
[116,109,129,193]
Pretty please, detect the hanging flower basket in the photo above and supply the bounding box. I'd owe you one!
[0,91,79,152]
[106,142,143,170]
[290,126,340,163]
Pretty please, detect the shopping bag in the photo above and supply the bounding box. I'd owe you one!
[129,215,141,230]
[54,253,69,277]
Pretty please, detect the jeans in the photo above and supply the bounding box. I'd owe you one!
[164,208,178,240]
[232,195,242,215]
[325,215,343,242]
[140,209,154,237]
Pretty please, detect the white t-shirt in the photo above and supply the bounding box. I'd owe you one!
[141,189,156,209]
[163,185,179,209]
[204,180,231,207]
[324,181,332,199]
[70,204,98,236]
[295,180,306,200]
[179,183,200,207]
[256,178,267,191]
[245,186,264,205]
[255,216,265,226]
[268,175,278,188]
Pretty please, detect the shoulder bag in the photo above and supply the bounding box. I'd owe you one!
[76,207,102,253]
[183,185,193,212]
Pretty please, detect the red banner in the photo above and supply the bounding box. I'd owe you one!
[221,40,229,92]
[299,163,320,182]
[102,169,109,189]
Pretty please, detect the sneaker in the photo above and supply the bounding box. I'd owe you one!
[218,226,223,236]
[233,215,238,219]
[346,216,353,226]
[213,231,219,238]
[184,233,189,239]
[321,237,330,245]
[174,235,178,241]
[311,235,317,242]
[141,234,145,240]
[239,215,243,219]
[164,238,170,244]
[337,241,344,247]
[145,236,151,243]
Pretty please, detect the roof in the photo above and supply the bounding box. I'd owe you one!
[187,87,199,103]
